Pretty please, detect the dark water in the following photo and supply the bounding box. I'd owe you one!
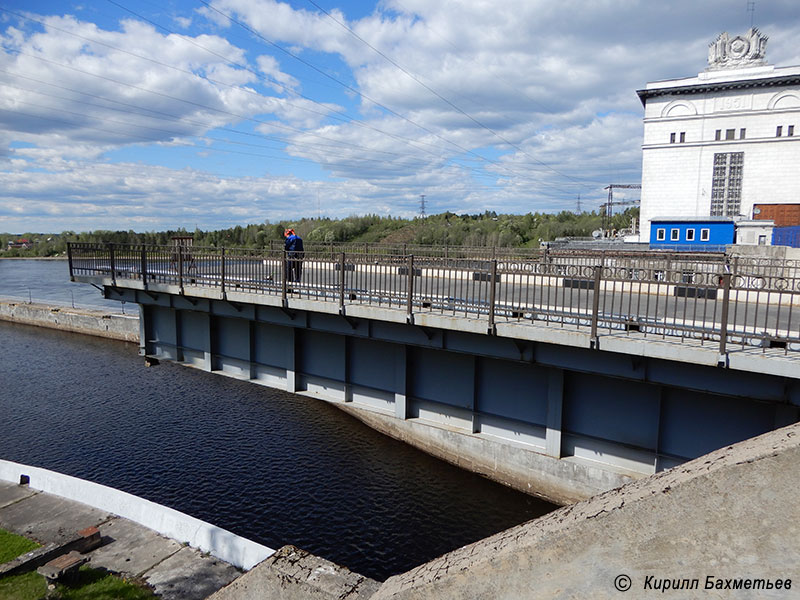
[0,259,124,311]
[0,320,554,580]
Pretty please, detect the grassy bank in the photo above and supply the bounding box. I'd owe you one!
[0,527,155,600]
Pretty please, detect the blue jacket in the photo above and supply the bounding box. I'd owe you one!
[284,234,304,253]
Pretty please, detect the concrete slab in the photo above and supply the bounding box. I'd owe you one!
[142,546,240,600]
[0,481,37,509]
[208,545,380,600]
[0,490,110,544]
[89,517,183,577]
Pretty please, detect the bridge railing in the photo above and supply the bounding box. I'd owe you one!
[68,243,800,355]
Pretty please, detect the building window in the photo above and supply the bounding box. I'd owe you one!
[656,228,666,241]
[777,126,783,137]
[670,132,676,143]
[701,228,710,242]
[715,129,721,141]
[680,132,686,143]
[710,152,744,216]
[789,125,795,136]
[725,129,735,140]
[739,128,746,139]
[686,229,695,241]
[670,228,680,241]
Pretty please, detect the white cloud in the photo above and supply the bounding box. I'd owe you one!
[3,1,800,231]
[0,14,287,153]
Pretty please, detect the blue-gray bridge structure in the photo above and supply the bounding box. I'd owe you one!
[69,242,800,503]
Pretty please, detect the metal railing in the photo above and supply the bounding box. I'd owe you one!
[68,243,800,356]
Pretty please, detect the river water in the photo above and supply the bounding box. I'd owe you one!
[1,259,123,310]
[0,259,554,581]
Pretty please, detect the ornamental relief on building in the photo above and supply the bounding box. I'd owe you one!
[713,94,753,113]
[707,28,768,70]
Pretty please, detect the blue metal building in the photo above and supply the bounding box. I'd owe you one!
[649,217,735,251]
[772,226,800,248]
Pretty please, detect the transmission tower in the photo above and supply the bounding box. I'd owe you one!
[601,184,641,231]
[419,194,426,217]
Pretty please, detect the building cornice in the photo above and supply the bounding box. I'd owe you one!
[642,136,800,151]
[636,74,800,106]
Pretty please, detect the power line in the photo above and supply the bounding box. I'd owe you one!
[303,0,586,184]
[193,0,583,189]
[2,6,504,172]
[0,6,613,205]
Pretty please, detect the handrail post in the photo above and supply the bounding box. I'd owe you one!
[406,254,415,323]
[339,252,346,314]
[67,242,74,280]
[221,247,226,298]
[108,242,116,287]
[141,245,147,289]
[718,270,732,366]
[488,259,498,334]
[178,244,184,294]
[589,260,604,348]
[282,250,288,304]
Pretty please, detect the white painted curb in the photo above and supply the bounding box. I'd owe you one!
[0,459,274,570]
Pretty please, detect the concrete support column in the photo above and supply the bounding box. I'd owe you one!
[394,345,408,420]
[204,314,213,372]
[344,336,352,402]
[654,387,665,473]
[545,368,564,458]
[138,304,147,357]
[249,321,257,381]
[471,355,479,434]
[175,309,184,363]
[286,327,298,394]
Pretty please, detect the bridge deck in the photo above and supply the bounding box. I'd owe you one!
[68,243,800,378]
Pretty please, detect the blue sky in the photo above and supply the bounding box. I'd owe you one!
[2,0,800,232]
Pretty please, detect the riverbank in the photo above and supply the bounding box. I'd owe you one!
[0,299,138,342]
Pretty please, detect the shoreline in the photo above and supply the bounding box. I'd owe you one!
[0,256,67,260]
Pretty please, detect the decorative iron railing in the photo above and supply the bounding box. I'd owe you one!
[68,243,800,356]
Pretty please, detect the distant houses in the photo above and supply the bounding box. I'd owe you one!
[6,238,33,250]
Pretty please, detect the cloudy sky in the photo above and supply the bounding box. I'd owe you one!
[1,0,799,233]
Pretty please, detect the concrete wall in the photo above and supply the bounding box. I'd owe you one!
[0,300,139,342]
[372,421,800,599]
[0,459,273,570]
[337,405,632,505]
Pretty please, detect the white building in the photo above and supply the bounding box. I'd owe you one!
[637,29,800,242]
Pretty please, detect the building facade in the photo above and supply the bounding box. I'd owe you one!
[637,29,800,242]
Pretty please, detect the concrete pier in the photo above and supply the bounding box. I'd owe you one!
[0,299,139,342]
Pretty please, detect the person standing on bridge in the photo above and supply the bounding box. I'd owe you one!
[284,228,304,283]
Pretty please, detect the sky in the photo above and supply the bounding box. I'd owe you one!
[1,1,800,233]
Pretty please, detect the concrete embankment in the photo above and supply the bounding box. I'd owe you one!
[0,299,139,342]
[0,461,274,599]
[370,421,800,599]
[337,404,631,505]
[0,461,381,600]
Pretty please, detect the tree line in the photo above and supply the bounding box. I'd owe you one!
[0,209,638,257]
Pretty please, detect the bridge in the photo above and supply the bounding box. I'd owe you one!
[68,242,800,504]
